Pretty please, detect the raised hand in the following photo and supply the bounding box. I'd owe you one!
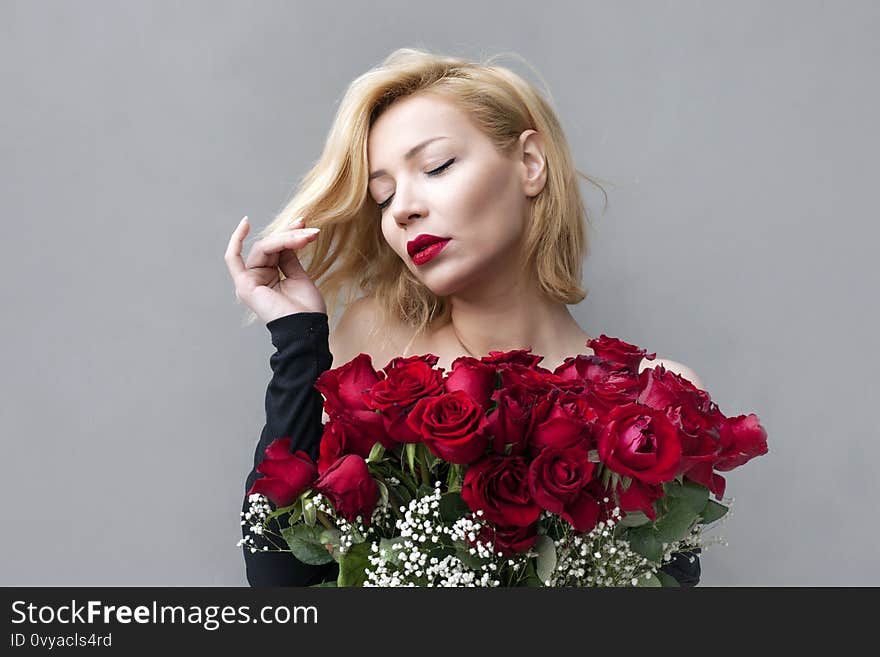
[224,216,326,324]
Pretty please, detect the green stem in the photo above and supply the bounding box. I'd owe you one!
[315,510,334,531]
[446,463,463,492]
[381,462,418,496]
[418,445,431,487]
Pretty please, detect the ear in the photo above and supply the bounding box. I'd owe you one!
[518,129,547,197]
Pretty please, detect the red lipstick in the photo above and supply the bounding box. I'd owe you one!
[407,234,451,266]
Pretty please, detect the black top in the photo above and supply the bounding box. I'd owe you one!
[241,312,700,587]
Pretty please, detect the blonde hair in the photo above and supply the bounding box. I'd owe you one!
[241,47,606,346]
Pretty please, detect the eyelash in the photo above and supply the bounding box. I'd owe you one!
[376,158,455,210]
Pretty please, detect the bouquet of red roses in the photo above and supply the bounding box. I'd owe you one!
[240,336,768,586]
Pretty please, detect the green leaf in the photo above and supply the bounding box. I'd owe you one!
[600,466,612,490]
[281,524,335,566]
[318,527,341,546]
[636,572,663,587]
[302,497,317,527]
[286,501,304,526]
[421,443,438,471]
[439,491,471,523]
[587,449,600,463]
[377,537,407,566]
[393,486,414,508]
[627,525,664,562]
[664,479,709,515]
[404,443,417,476]
[618,510,651,527]
[264,498,301,524]
[376,480,389,510]
[610,471,621,492]
[518,560,543,587]
[534,535,557,585]
[453,540,491,571]
[366,442,386,464]
[620,476,632,491]
[337,541,371,587]
[446,463,463,492]
[699,499,729,524]
[656,570,681,587]
[654,496,700,545]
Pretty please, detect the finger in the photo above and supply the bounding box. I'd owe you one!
[278,239,309,280]
[224,216,250,277]
[278,224,322,279]
[245,228,320,270]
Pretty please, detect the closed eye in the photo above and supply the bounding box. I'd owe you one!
[376,158,455,210]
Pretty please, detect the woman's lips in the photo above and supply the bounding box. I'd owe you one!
[411,238,451,266]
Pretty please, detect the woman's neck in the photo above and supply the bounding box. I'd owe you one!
[443,284,591,360]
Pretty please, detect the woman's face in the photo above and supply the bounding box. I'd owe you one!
[367,92,544,298]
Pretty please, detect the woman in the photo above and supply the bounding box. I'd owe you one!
[224,48,702,586]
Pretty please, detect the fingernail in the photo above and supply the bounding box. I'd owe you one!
[241,216,248,223]
[305,227,320,234]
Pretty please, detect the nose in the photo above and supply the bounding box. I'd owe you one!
[390,182,428,228]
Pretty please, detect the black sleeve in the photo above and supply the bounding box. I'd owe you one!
[658,547,701,587]
[241,311,340,587]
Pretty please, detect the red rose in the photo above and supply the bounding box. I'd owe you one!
[554,354,620,383]
[445,356,497,410]
[529,392,598,455]
[583,478,619,525]
[314,454,379,526]
[663,405,720,478]
[585,370,642,418]
[614,478,664,522]
[597,403,683,484]
[314,353,383,424]
[587,335,657,373]
[317,416,393,475]
[552,377,590,396]
[528,443,600,532]
[637,362,709,408]
[497,364,558,395]
[487,384,553,455]
[461,455,540,527]
[246,437,317,507]
[637,366,723,473]
[406,390,490,464]
[480,349,544,368]
[364,356,445,443]
[317,422,345,475]
[379,353,444,373]
[471,521,540,557]
[715,414,768,471]
[684,461,727,500]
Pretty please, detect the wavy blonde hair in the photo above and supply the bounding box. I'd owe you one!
[241,47,606,348]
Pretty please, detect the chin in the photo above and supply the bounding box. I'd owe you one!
[404,263,448,295]
[415,263,482,299]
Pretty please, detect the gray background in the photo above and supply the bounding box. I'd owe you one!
[2,0,876,586]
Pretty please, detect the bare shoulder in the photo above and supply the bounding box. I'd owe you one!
[640,357,704,390]
[328,296,410,369]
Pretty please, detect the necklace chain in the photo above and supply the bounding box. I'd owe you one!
[451,322,478,359]
[447,319,592,364]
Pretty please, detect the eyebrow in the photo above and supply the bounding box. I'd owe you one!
[368,136,449,181]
